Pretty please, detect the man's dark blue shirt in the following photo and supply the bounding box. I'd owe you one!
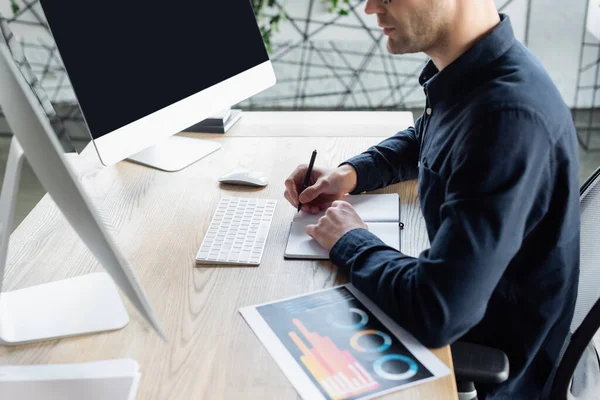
[330,14,580,399]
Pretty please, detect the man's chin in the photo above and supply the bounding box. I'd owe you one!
[387,38,418,55]
[386,39,405,55]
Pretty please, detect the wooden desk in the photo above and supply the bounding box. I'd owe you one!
[190,111,415,138]
[0,112,457,399]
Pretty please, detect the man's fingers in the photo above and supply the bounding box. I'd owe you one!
[306,217,328,237]
[331,200,351,208]
[290,164,308,185]
[284,177,295,193]
[300,204,320,214]
[284,178,299,202]
[283,190,297,207]
[309,205,320,214]
[298,186,318,204]
[285,164,309,191]
[299,178,329,204]
[305,224,316,237]
[325,205,343,222]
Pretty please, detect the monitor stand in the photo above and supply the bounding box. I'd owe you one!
[126,135,221,172]
[0,139,129,345]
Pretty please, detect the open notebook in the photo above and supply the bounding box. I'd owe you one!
[284,194,401,259]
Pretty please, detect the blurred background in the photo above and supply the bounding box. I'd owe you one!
[0,0,599,228]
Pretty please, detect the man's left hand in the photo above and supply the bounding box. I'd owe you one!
[305,201,368,251]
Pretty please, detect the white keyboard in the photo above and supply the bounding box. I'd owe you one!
[196,197,277,266]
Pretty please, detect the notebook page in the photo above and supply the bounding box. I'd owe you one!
[292,194,399,224]
[285,222,400,259]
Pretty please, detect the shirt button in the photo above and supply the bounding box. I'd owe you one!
[426,108,432,115]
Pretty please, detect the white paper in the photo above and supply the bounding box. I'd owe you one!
[285,222,401,259]
[0,359,141,400]
[293,194,399,225]
[240,285,451,400]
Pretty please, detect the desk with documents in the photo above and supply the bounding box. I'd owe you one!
[0,112,457,399]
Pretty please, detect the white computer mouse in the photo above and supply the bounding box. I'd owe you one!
[218,170,269,187]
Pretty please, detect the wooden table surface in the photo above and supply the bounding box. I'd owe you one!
[0,112,457,399]
[190,111,415,138]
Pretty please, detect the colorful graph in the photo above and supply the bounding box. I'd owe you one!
[329,308,369,330]
[350,330,392,353]
[289,318,380,400]
[373,355,419,381]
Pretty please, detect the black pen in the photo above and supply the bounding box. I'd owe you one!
[298,150,317,212]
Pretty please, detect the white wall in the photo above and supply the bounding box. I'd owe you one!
[526,0,591,107]
[586,0,600,40]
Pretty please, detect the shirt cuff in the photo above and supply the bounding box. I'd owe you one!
[339,153,376,194]
[330,227,387,271]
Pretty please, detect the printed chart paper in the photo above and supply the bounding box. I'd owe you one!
[240,285,451,400]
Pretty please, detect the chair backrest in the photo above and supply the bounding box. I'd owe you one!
[551,167,600,398]
[0,14,74,152]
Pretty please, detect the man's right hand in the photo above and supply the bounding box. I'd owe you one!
[284,164,358,214]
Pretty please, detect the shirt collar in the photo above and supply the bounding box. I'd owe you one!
[419,14,516,107]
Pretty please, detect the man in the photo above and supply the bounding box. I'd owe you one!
[283,0,580,399]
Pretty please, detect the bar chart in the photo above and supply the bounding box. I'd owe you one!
[289,318,380,399]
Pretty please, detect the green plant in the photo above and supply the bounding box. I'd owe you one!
[10,0,20,14]
[327,0,352,16]
[251,0,284,54]
[252,0,352,53]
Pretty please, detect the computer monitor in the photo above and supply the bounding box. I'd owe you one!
[0,42,165,344]
[38,0,276,171]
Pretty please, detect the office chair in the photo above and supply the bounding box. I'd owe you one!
[0,14,75,153]
[452,166,600,399]
[550,166,600,399]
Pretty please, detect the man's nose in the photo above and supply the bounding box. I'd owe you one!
[364,0,386,15]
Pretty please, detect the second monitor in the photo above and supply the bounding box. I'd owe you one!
[39,0,276,171]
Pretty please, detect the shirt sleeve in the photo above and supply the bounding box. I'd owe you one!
[330,108,553,348]
[341,117,422,194]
